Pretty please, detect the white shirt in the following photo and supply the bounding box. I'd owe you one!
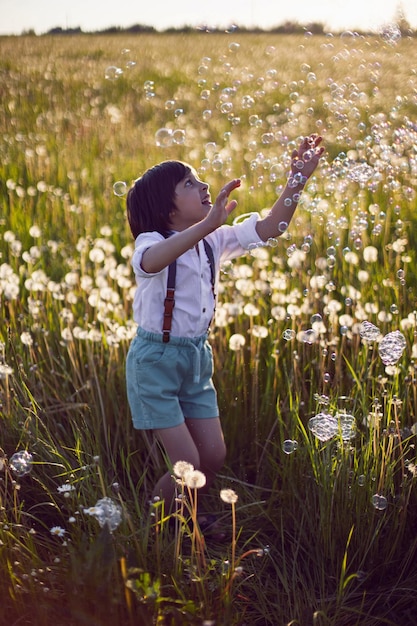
[131,213,260,338]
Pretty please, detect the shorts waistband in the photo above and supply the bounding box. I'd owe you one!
[136,327,208,383]
[136,326,208,346]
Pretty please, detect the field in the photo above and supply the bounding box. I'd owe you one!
[1,30,417,625]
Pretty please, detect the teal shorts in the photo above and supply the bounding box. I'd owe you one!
[126,327,219,430]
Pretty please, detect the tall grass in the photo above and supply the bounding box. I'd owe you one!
[1,31,417,624]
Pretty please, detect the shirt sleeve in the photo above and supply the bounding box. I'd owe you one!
[131,231,166,278]
[232,212,261,249]
[209,212,262,264]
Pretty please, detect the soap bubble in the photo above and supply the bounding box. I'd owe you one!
[336,413,356,441]
[86,497,122,531]
[302,329,317,344]
[359,321,381,342]
[267,237,279,248]
[282,439,298,454]
[9,450,34,477]
[348,163,374,184]
[172,129,186,145]
[308,412,339,442]
[371,493,388,511]
[155,128,173,147]
[262,133,275,144]
[380,23,401,45]
[220,102,233,114]
[241,95,255,109]
[283,329,296,341]
[113,181,127,197]
[105,66,123,81]
[212,157,224,171]
[378,330,406,365]
[311,313,322,324]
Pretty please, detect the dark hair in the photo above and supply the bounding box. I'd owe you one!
[126,160,191,239]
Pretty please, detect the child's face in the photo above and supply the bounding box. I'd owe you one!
[170,170,212,231]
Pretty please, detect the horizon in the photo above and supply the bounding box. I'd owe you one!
[1,0,417,37]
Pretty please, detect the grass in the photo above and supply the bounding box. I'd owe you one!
[1,30,417,624]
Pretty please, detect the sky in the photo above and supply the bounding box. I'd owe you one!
[1,0,416,36]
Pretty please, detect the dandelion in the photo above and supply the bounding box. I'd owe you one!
[243,303,260,317]
[358,270,369,283]
[220,488,238,504]
[220,488,239,576]
[20,331,33,347]
[173,461,194,478]
[29,224,42,238]
[250,325,268,338]
[61,328,73,342]
[89,248,105,263]
[184,469,206,490]
[0,363,13,379]
[363,245,378,263]
[344,251,359,265]
[229,333,246,351]
[50,526,66,538]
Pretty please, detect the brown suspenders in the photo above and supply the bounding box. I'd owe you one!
[162,239,215,343]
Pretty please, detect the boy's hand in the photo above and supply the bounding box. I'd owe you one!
[290,134,324,181]
[206,178,241,229]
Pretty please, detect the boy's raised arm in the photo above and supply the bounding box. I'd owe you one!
[256,134,324,242]
[140,179,241,274]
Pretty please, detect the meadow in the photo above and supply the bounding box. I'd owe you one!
[1,28,417,625]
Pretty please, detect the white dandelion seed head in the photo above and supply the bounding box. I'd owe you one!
[220,488,238,504]
[20,331,33,347]
[184,469,206,490]
[243,302,260,317]
[250,325,268,338]
[363,245,378,263]
[229,333,246,351]
[173,461,194,478]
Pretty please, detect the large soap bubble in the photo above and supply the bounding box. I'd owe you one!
[308,412,339,442]
[86,497,122,531]
[9,451,34,477]
[359,321,381,342]
[378,330,406,365]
